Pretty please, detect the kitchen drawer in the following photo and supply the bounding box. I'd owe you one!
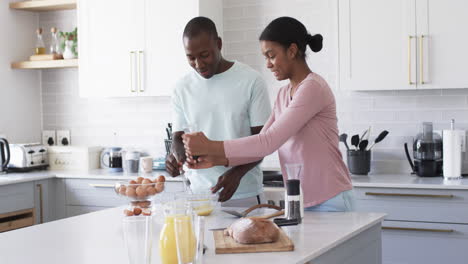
[354,187,468,224]
[0,208,35,233]
[382,220,468,264]
[0,182,34,215]
[65,179,127,207]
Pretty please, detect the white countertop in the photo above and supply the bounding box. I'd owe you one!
[351,173,468,189]
[0,169,181,186]
[2,169,468,190]
[0,206,385,264]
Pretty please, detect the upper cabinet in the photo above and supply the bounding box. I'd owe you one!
[78,0,222,98]
[338,0,468,91]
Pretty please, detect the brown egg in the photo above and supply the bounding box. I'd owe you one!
[142,179,152,185]
[142,209,152,216]
[138,201,151,208]
[155,182,164,193]
[136,177,144,184]
[126,187,137,197]
[136,186,147,198]
[129,180,137,184]
[124,209,134,216]
[133,207,142,216]
[146,187,157,195]
[157,175,166,182]
[118,185,127,195]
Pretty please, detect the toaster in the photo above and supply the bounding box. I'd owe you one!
[8,143,49,171]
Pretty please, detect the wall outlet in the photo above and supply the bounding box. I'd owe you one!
[57,130,71,146]
[42,130,56,146]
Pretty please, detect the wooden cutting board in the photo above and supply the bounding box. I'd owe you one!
[213,228,294,254]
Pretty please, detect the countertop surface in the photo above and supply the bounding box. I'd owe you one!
[0,206,385,264]
[0,169,179,186]
[2,169,468,190]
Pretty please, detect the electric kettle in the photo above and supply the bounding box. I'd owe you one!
[0,137,10,173]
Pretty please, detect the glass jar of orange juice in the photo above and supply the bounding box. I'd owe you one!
[159,202,197,264]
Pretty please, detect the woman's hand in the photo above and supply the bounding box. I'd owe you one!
[182,132,225,156]
[185,155,228,169]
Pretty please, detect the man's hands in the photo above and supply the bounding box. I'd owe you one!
[165,131,186,177]
[211,169,244,202]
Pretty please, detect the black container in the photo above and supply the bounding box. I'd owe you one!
[347,150,371,175]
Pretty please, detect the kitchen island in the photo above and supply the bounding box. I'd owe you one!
[0,206,385,264]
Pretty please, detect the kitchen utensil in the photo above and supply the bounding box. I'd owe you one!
[166,128,172,140]
[221,204,282,218]
[122,216,153,264]
[367,130,389,150]
[347,150,371,175]
[100,147,123,172]
[404,123,442,177]
[351,134,360,150]
[339,133,350,150]
[360,126,371,141]
[8,143,48,172]
[0,137,10,174]
[212,228,294,254]
[358,140,369,151]
[284,163,304,221]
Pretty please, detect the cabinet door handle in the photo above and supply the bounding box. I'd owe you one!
[408,36,415,85]
[89,184,115,188]
[137,50,144,92]
[419,35,426,85]
[36,184,43,224]
[130,51,136,93]
[365,192,454,198]
[382,226,453,233]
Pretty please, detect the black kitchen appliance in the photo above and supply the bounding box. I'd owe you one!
[0,137,10,173]
[404,122,443,177]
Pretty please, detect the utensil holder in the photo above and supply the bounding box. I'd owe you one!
[347,150,371,175]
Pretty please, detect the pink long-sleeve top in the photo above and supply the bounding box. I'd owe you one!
[224,72,352,207]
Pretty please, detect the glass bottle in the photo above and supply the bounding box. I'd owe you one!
[50,27,61,54]
[35,28,46,55]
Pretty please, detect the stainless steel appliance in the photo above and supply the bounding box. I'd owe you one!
[404,122,443,177]
[8,143,49,171]
[0,137,10,173]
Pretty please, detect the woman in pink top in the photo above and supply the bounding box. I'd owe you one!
[183,17,355,211]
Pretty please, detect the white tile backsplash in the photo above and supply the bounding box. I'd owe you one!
[40,2,468,172]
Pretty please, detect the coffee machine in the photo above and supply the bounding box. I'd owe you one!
[404,122,443,177]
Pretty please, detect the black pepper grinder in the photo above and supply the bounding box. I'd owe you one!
[286,179,302,223]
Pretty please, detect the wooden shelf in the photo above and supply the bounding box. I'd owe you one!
[11,59,78,69]
[9,0,76,12]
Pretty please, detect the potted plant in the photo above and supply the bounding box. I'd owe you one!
[59,27,78,59]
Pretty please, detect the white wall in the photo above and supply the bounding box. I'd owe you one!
[40,1,468,173]
[0,1,42,143]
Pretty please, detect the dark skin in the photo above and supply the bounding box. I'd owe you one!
[165,31,264,202]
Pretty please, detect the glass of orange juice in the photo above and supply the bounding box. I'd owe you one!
[175,214,205,264]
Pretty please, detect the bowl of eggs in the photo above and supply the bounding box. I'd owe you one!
[115,175,166,202]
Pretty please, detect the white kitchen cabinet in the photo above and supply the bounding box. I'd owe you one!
[354,186,468,264]
[78,0,222,98]
[0,182,34,215]
[416,0,468,89]
[338,0,468,91]
[78,0,142,97]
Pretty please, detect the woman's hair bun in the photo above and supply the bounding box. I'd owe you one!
[306,34,323,53]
